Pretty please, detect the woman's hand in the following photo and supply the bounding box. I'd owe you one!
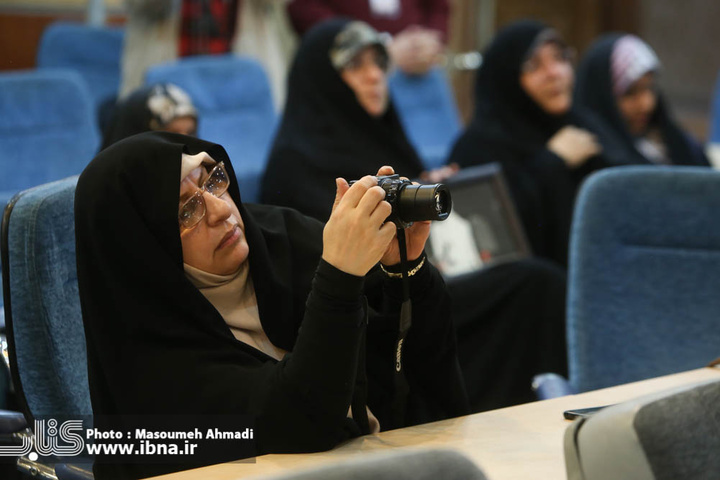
[420,163,460,183]
[547,126,602,168]
[389,26,443,75]
[322,175,396,277]
[380,220,430,266]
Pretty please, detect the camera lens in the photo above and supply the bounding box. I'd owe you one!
[396,183,451,224]
[434,189,450,216]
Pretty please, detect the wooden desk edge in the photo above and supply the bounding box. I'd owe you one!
[149,367,720,480]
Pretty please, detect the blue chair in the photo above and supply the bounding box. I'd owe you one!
[1,176,93,479]
[389,67,462,170]
[36,22,124,112]
[0,68,99,352]
[145,55,278,203]
[710,72,720,144]
[0,69,100,210]
[539,166,720,397]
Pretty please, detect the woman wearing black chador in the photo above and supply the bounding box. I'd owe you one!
[448,20,626,267]
[574,33,709,167]
[260,20,427,222]
[75,132,469,479]
[261,19,568,414]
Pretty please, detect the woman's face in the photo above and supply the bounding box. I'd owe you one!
[179,165,249,275]
[164,116,198,137]
[340,46,389,117]
[519,42,574,115]
[617,72,657,135]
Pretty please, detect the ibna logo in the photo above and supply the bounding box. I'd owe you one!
[0,419,85,460]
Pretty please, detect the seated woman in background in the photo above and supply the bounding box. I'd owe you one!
[100,83,198,150]
[261,19,568,413]
[261,19,428,221]
[76,131,469,479]
[574,34,709,167]
[447,20,626,267]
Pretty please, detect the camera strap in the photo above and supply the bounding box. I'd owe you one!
[391,227,411,427]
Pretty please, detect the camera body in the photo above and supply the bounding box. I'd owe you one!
[350,174,452,228]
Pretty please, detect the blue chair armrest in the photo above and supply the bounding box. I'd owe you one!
[55,463,94,480]
[0,409,27,433]
[532,373,576,400]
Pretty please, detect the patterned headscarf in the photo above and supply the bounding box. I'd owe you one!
[610,35,660,96]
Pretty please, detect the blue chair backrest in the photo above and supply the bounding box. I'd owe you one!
[36,21,124,111]
[389,67,462,170]
[710,72,720,143]
[567,166,720,393]
[0,69,100,209]
[2,176,91,418]
[145,55,278,203]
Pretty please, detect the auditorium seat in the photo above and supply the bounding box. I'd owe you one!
[1,176,93,479]
[536,166,720,397]
[710,71,720,144]
[0,69,100,209]
[389,67,462,170]
[0,68,99,339]
[145,55,278,203]
[261,449,487,480]
[565,379,720,479]
[36,22,124,114]
[708,71,720,167]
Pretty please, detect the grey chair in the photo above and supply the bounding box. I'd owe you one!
[565,378,720,480]
[259,449,487,480]
[1,176,93,479]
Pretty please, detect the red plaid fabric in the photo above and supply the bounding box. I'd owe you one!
[179,0,240,57]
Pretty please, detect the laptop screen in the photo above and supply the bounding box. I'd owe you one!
[426,163,530,278]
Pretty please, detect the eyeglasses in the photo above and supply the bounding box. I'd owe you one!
[178,162,230,230]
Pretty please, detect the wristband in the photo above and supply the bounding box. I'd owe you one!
[380,256,426,278]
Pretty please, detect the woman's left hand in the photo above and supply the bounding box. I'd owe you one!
[375,166,431,266]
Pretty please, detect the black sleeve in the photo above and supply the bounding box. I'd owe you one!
[364,256,470,430]
[94,259,370,480]
[123,260,369,458]
[253,259,368,453]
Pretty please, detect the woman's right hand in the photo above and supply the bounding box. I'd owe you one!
[547,126,602,168]
[322,176,397,277]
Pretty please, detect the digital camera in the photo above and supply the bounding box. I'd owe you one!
[350,174,452,228]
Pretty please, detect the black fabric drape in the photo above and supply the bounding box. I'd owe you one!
[75,132,467,479]
[260,18,425,222]
[448,20,625,267]
[574,33,710,167]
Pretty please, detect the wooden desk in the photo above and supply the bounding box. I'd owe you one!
[154,367,720,480]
